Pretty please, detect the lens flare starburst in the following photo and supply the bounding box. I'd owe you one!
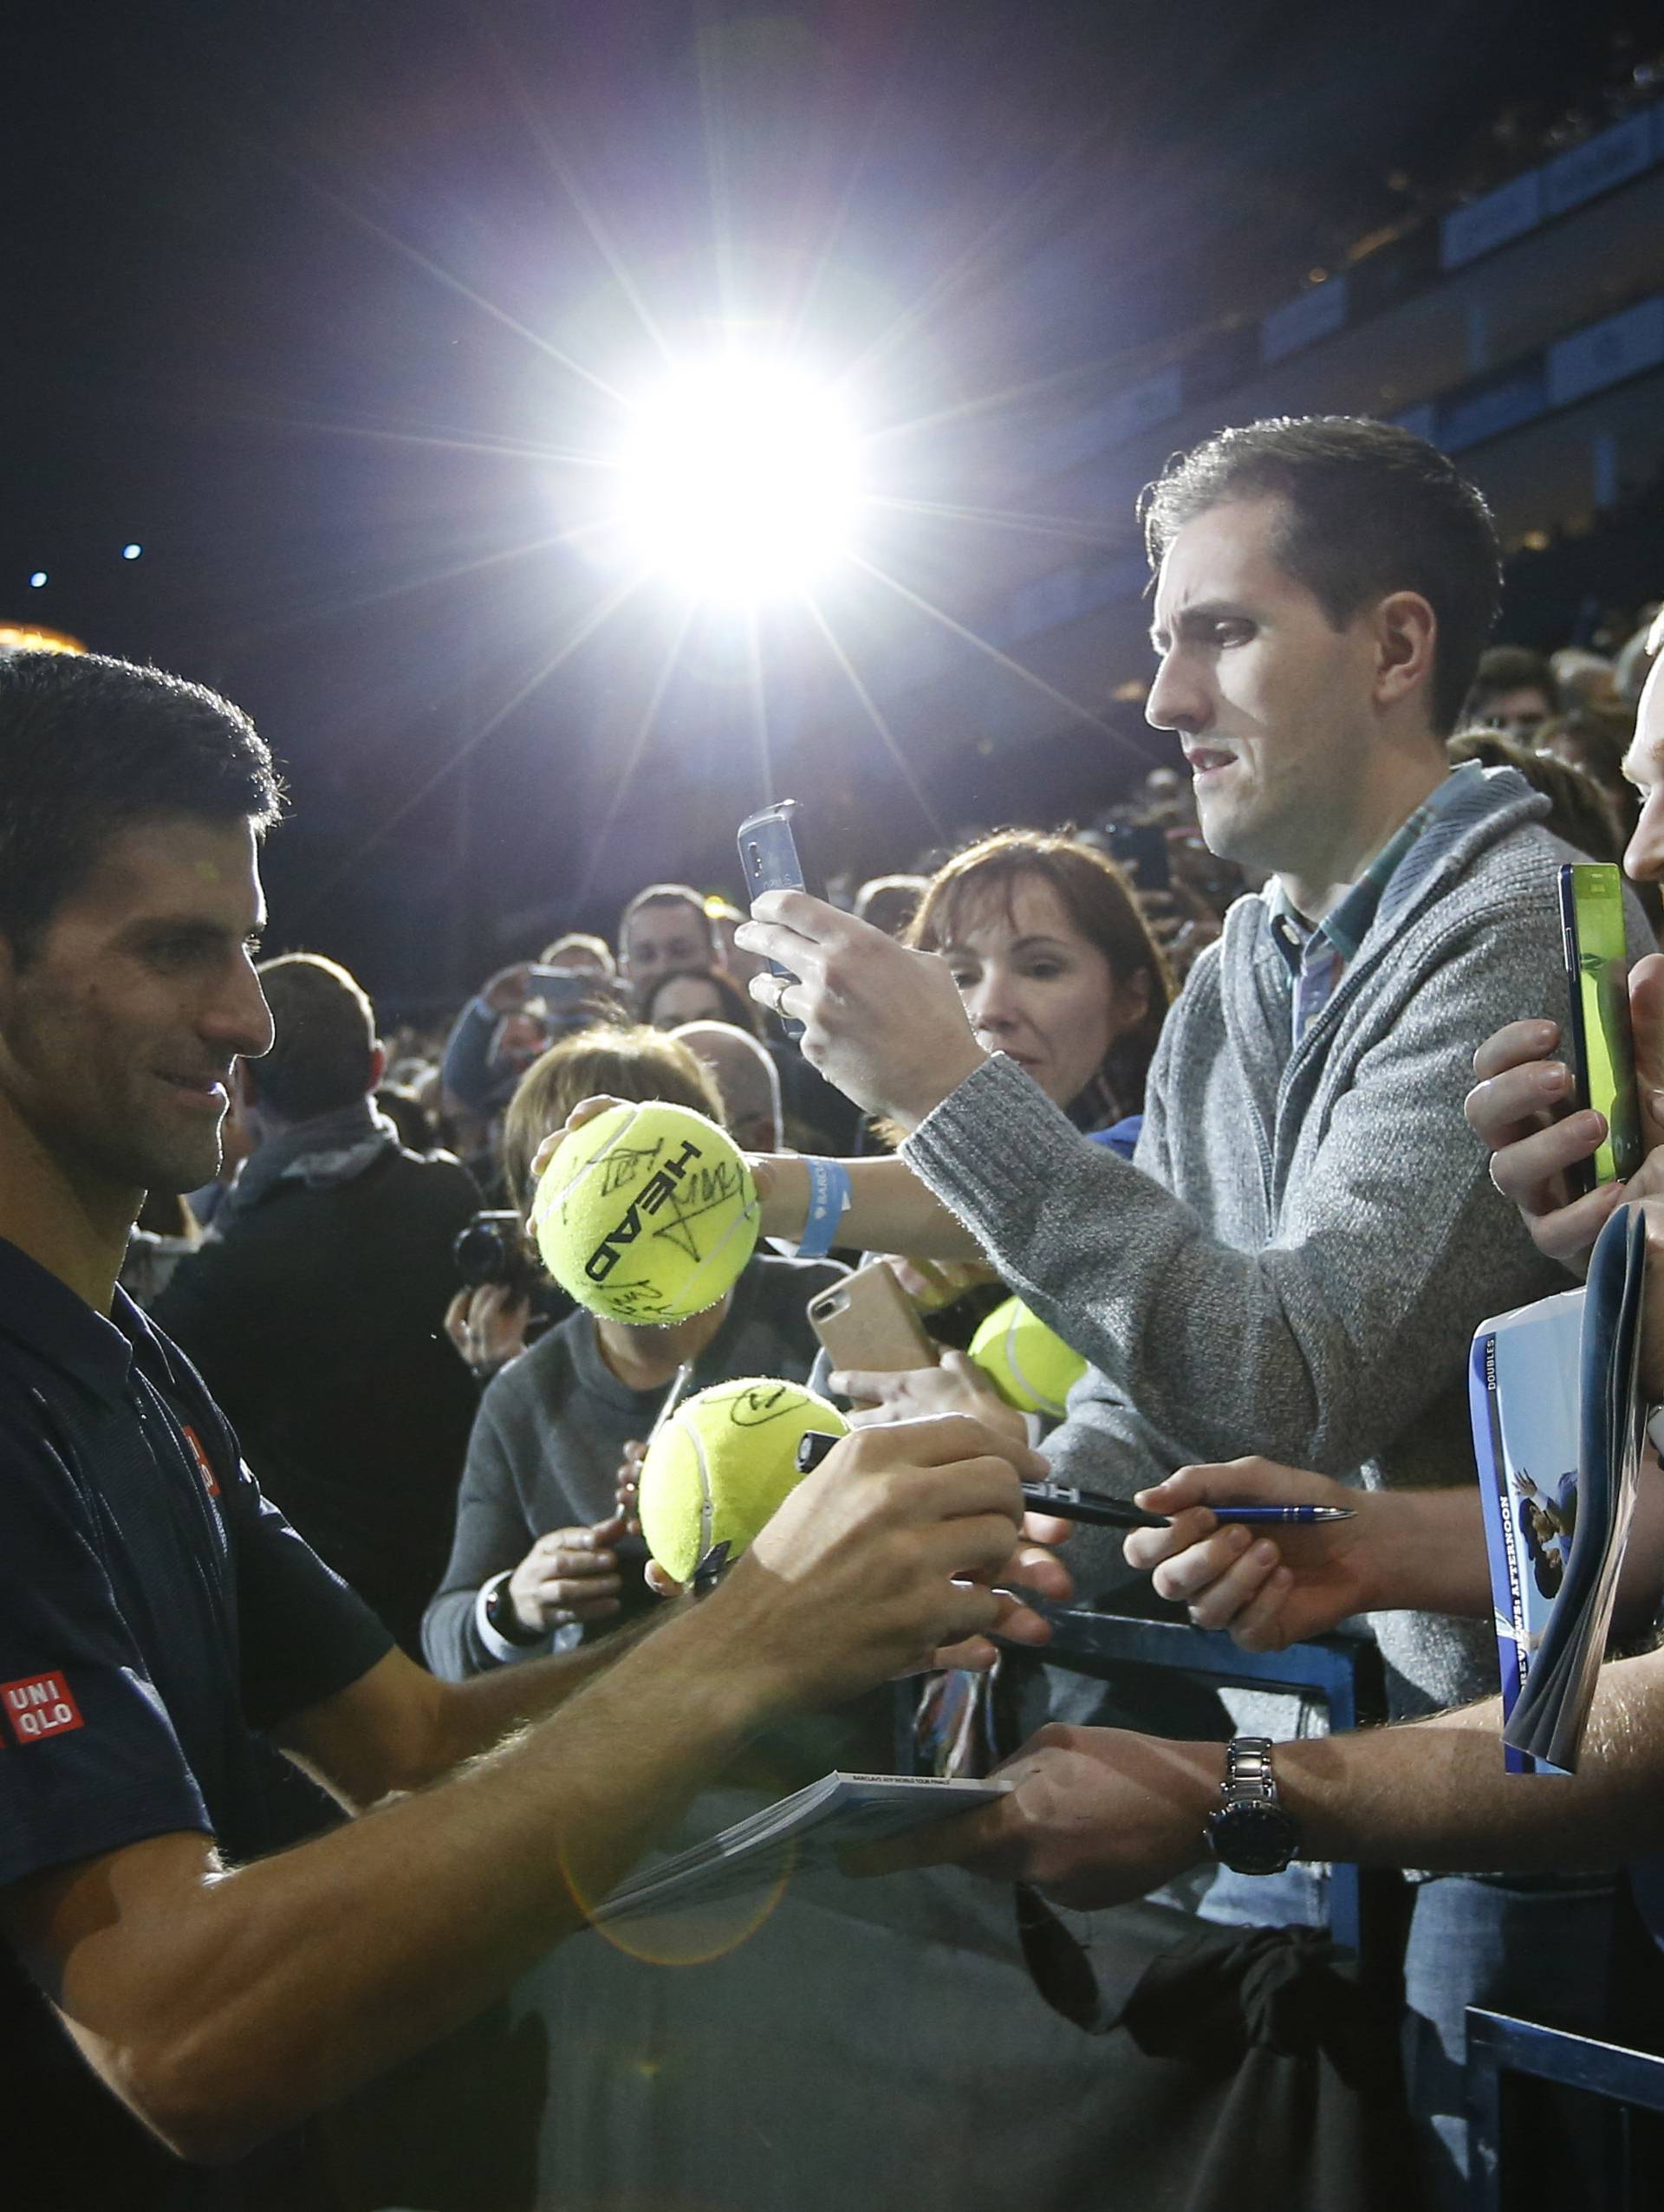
[612,359,863,605]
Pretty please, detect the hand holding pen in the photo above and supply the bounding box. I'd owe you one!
[1015,1482,1353,1532]
[796,1433,1355,1533]
[1121,1456,1377,1652]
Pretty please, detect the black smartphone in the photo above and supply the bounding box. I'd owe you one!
[1108,821,1172,894]
[1557,862,1642,1196]
[738,799,808,1041]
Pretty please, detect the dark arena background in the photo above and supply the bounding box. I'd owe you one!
[7,0,1661,1015]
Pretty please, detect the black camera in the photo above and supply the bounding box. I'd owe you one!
[452,1210,542,1295]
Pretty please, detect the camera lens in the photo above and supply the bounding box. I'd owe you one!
[453,1214,515,1288]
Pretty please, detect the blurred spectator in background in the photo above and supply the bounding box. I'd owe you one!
[539,930,615,979]
[672,1018,784,1151]
[1134,763,1198,827]
[153,952,481,1658]
[1532,701,1638,833]
[643,963,759,1034]
[1446,730,1623,862]
[1460,642,1559,740]
[375,1080,445,1155]
[619,882,723,1009]
[439,957,625,1144]
[1551,645,1620,708]
[704,894,765,985]
[423,1028,843,1677]
[853,872,931,937]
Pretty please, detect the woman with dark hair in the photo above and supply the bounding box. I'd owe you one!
[642,963,760,1037]
[904,828,1171,1133]
[859,828,1173,1397]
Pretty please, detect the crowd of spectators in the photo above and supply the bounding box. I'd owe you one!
[16,410,1664,2212]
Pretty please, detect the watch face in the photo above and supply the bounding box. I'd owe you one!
[1206,1798,1298,1877]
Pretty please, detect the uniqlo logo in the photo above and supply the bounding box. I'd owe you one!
[2,1672,84,1746]
[181,1424,220,1498]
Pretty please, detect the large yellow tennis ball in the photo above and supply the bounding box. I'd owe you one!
[969,1295,1087,1417]
[530,1100,760,1325]
[638,1378,849,1583]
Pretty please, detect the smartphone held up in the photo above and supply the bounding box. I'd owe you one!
[738,798,809,1041]
[1557,862,1643,1197]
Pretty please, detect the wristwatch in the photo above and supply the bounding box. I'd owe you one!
[1204,1736,1301,1875]
[483,1572,546,1649]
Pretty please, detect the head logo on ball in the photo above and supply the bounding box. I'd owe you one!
[531,1100,761,1325]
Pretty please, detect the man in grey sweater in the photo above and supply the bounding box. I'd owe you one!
[736,416,1648,2200]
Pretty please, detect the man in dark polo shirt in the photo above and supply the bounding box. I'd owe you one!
[153,952,480,1657]
[0,650,1065,2208]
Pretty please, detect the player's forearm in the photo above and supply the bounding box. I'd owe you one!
[755,1151,982,1261]
[1282,1644,1664,1871]
[70,1598,784,2163]
[423,1606,667,1769]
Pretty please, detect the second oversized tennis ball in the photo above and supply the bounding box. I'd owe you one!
[638,1378,849,1583]
[969,1295,1088,1417]
[530,1100,759,1325]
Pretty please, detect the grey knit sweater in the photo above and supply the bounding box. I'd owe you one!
[905,765,1650,1721]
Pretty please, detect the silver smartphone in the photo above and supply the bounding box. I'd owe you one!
[737,799,808,1040]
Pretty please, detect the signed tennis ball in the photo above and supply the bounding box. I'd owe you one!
[530,1100,759,1325]
[969,1295,1088,1417]
[638,1378,849,1584]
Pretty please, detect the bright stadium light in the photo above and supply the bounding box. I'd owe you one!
[613,359,863,604]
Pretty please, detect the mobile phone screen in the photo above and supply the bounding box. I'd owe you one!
[1559,862,1642,1192]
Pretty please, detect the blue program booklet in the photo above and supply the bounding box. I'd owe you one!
[1469,1203,1647,1774]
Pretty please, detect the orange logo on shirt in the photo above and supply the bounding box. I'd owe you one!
[181,1424,220,1498]
[2,1671,83,1745]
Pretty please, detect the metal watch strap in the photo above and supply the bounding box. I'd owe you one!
[1220,1735,1278,1808]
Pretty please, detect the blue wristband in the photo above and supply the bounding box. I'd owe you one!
[796,1156,852,1259]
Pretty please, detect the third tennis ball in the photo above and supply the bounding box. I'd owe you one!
[530,1100,759,1325]
[969,1294,1087,1417]
[638,1378,849,1583]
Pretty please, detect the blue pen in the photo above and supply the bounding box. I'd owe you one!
[796,1440,1358,1534]
[1213,1505,1354,1526]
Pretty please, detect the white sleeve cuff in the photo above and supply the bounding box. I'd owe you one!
[473,1572,581,1664]
[475,1572,530,1664]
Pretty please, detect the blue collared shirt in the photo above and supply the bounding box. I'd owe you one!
[1265,767,1479,1041]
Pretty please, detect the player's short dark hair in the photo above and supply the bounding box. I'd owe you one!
[252,954,378,1122]
[1140,417,1501,735]
[0,652,283,960]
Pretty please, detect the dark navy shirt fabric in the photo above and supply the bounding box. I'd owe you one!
[0,1236,393,2206]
